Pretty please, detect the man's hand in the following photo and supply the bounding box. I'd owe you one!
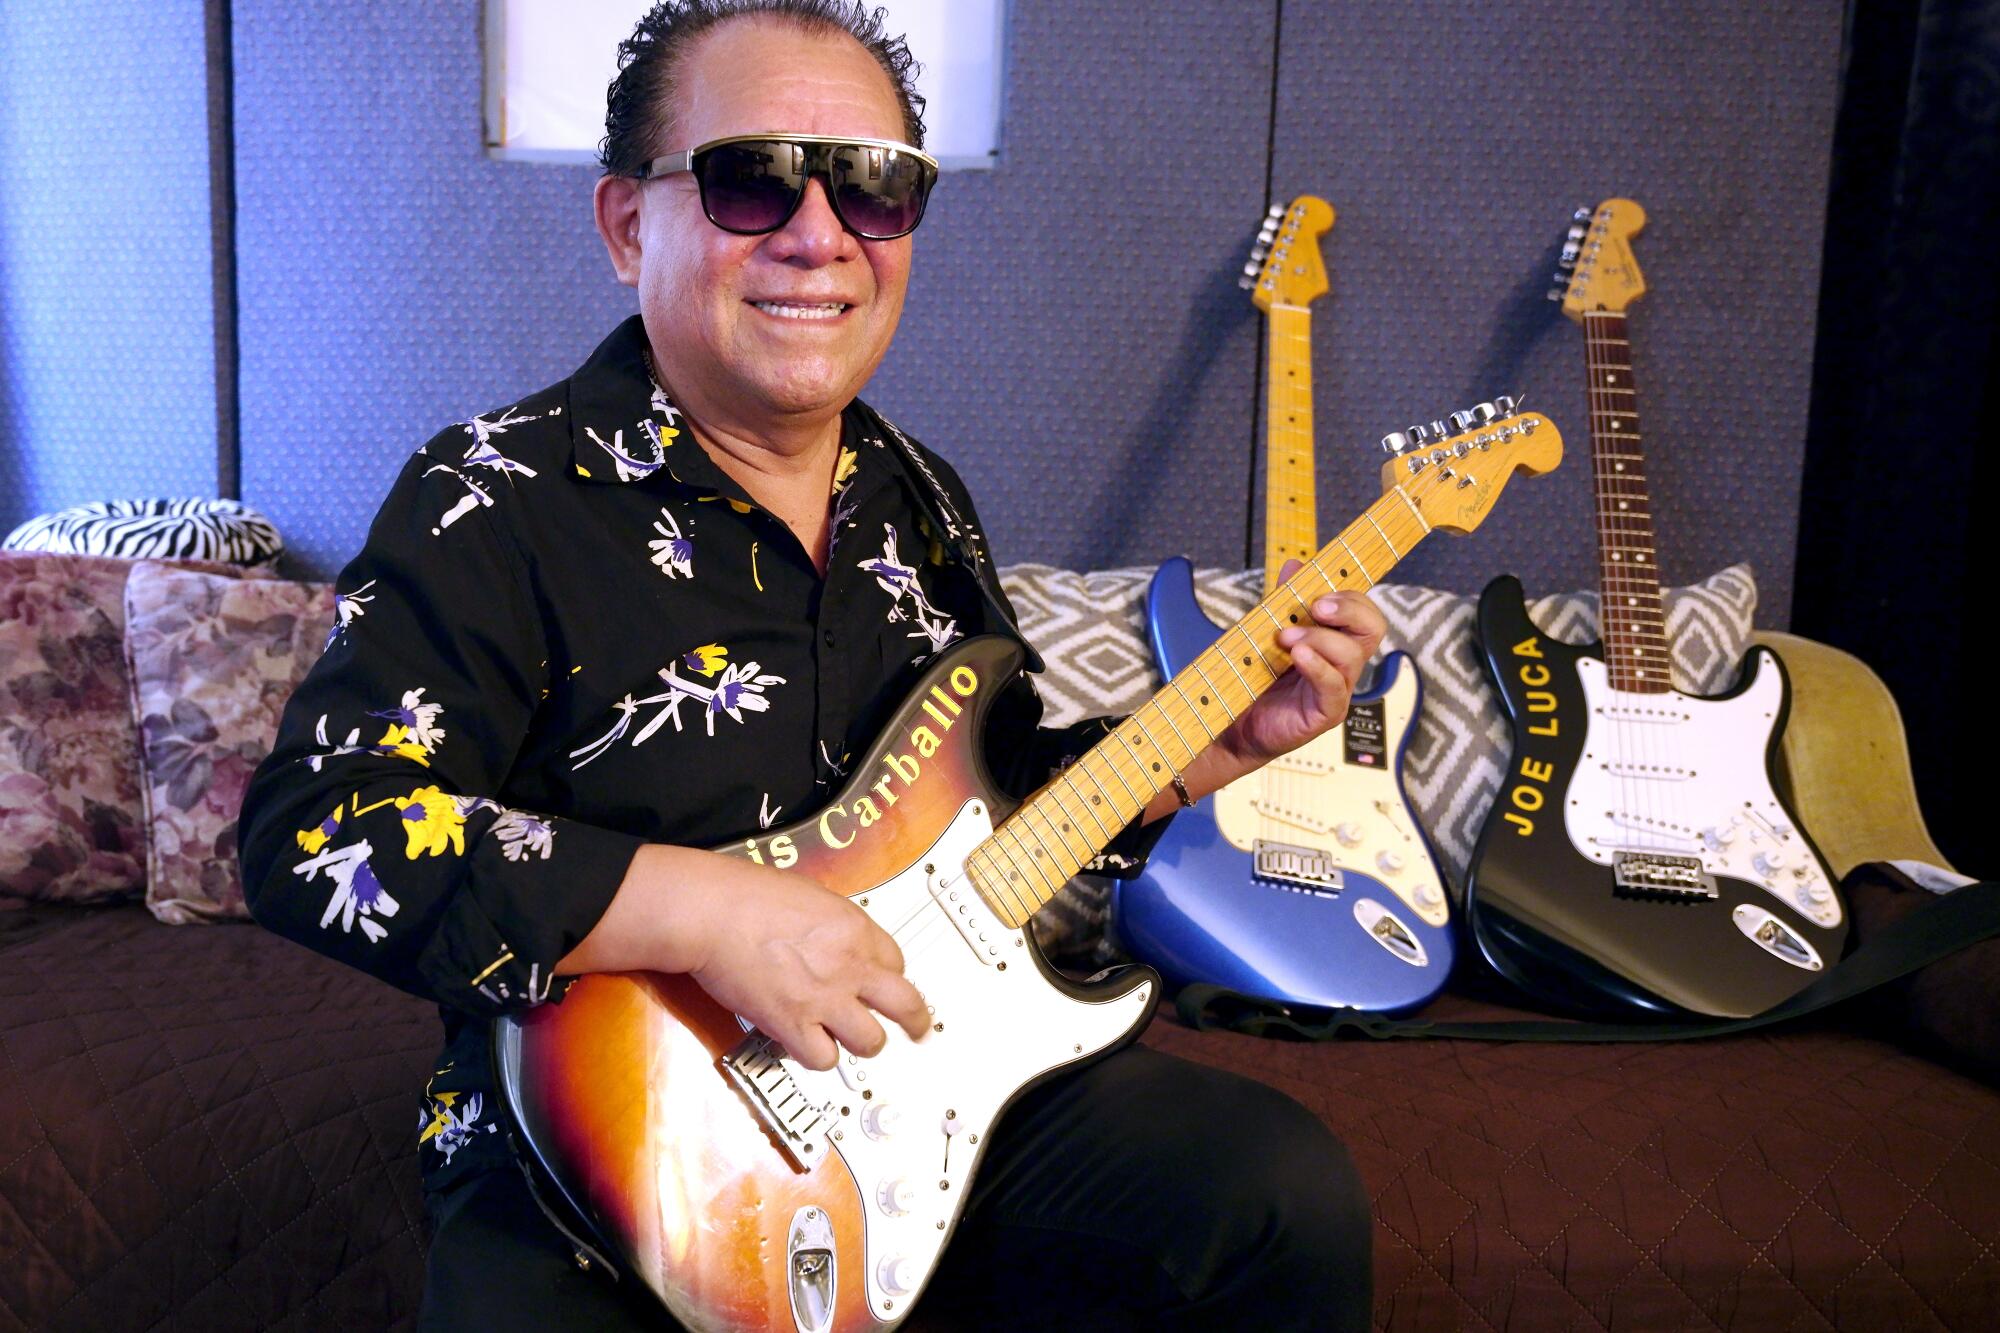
[557,845,929,1070]
[1140,569,1387,824]
[1215,567,1388,767]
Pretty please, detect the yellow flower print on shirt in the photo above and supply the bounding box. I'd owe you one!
[396,785,467,859]
[832,446,859,492]
[374,723,433,766]
[683,643,728,677]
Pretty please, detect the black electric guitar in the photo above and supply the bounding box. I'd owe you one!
[1463,199,1846,1019]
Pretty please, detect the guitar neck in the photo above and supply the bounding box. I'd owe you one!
[1584,310,1669,693]
[973,485,1432,927]
[1263,304,1317,591]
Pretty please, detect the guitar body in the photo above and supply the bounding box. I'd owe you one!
[495,637,1159,1332]
[1110,557,1454,1012]
[1465,575,1848,1018]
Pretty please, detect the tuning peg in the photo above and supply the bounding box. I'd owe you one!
[1566,224,1587,244]
[1268,203,1286,219]
[1547,288,1567,301]
[1381,431,1412,455]
[1450,409,1478,432]
[1470,402,1499,425]
[1429,419,1449,440]
[1492,395,1516,417]
[1406,424,1432,447]
[1573,206,1593,222]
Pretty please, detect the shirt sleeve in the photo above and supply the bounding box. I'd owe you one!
[237,441,643,1016]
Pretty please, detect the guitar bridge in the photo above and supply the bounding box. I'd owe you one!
[720,1033,836,1172]
[1252,840,1346,896]
[1612,850,1718,900]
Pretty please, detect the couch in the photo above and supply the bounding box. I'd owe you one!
[2,552,1994,1332]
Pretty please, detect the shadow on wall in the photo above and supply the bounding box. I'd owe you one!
[1097,251,1261,569]
[1460,230,1572,432]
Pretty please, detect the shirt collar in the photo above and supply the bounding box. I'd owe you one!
[563,315,905,517]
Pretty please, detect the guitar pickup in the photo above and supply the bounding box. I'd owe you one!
[1252,840,1345,896]
[1611,850,1718,900]
[721,1033,836,1172]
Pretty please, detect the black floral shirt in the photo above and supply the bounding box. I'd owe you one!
[237,316,1161,1188]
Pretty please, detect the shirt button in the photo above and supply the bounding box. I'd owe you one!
[823,629,836,647]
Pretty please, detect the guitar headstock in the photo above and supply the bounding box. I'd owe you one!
[1378,401,1564,534]
[1240,195,1336,310]
[1549,197,1647,320]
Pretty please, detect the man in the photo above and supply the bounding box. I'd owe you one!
[241,3,1381,1328]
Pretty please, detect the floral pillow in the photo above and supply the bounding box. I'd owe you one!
[123,564,333,923]
[0,552,266,904]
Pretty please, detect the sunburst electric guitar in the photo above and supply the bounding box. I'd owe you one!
[1464,199,1844,1019]
[493,409,1560,1331]
[1112,197,1455,1013]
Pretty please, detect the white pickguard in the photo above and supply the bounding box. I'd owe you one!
[1210,662,1447,927]
[1563,653,1841,929]
[757,801,1155,1327]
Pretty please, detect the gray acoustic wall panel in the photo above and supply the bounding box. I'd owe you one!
[224,0,1837,626]
[865,2,1277,574]
[1266,0,1839,622]
[0,1,218,531]
[232,2,633,577]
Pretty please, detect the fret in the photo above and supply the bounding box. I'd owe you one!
[1138,699,1200,770]
[1187,659,1244,721]
[1334,536,1373,585]
[1056,770,1116,841]
[1231,623,1281,677]
[1022,799,1092,870]
[1164,679,1217,741]
[999,824,1061,898]
[974,846,1036,922]
[1363,512,1401,559]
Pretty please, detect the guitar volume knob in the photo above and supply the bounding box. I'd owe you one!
[1335,822,1363,847]
[861,1101,902,1140]
[1376,849,1405,874]
[878,1254,919,1295]
[876,1178,918,1216]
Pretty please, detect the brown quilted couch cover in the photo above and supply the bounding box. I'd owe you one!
[5,902,1998,1332]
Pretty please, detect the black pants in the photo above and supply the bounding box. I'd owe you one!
[419,1045,1371,1332]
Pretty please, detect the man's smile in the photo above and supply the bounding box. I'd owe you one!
[748,299,854,321]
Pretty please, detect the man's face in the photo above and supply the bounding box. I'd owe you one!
[619,20,914,430]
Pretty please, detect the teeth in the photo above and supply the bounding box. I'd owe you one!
[753,301,847,320]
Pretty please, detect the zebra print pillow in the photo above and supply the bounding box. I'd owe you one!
[4,499,283,567]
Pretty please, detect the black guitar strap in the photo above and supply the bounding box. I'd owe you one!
[851,400,1046,675]
[1177,876,2000,1043]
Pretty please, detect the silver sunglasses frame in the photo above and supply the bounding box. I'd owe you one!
[638,133,939,238]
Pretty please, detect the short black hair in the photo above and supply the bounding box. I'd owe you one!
[600,0,928,176]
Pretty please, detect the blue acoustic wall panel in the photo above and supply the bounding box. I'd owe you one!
[232,2,633,577]
[0,2,219,529]
[1265,1,1839,622]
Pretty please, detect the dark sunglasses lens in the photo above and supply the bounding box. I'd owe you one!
[697,141,804,234]
[829,145,932,238]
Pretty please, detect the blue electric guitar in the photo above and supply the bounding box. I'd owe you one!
[1111,198,1456,1013]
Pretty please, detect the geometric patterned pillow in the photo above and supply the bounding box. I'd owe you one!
[123,563,334,923]
[998,561,1757,907]
[0,552,268,904]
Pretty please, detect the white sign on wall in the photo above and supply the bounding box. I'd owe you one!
[483,0,1006,168]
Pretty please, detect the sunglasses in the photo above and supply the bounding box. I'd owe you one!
[640,133,939,241]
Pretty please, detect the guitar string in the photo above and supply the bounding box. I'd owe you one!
[1588,310,1679,857]
[855,453,1455,962]
[870,450,1475,963]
